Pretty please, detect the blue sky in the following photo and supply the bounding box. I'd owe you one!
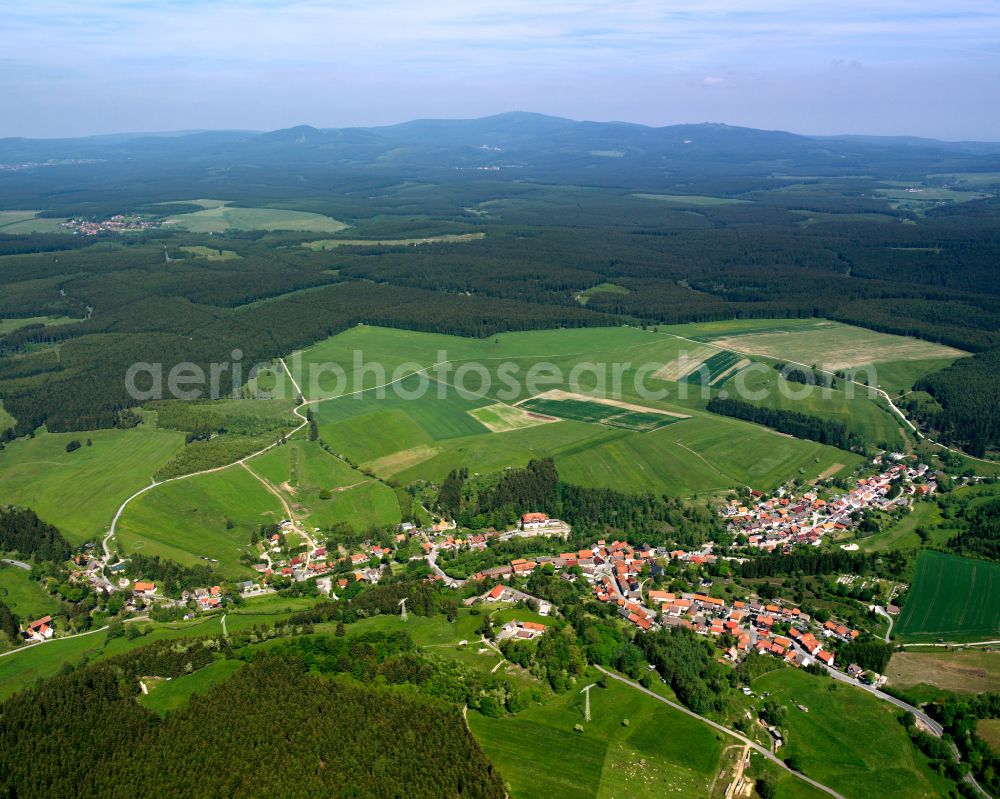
[1,1,998,138]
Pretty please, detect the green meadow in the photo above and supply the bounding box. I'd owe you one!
[251,438,401,531]
[116,464,282,579]
[177,245,241,261]
[469,668,723,799]
[728,366,907,450]
[895,551,1000,642]
[0,427,185,544]
[299,324,861,496]
[0,314,78,335]
[0,609,304,701]
[0,211,70,234]
[165,203,348,234]
[750,669,954,799]
[0,566,59,620]
[139,659,245,715]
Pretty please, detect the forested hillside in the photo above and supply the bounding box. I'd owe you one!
[0,637,505,799]
[1,115,1000,456]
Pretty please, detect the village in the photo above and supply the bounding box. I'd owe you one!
[722,454,935,552]
[59,214,159,235]
[23,456,919,695]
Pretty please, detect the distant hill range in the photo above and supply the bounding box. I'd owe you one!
[2,112,1000,193]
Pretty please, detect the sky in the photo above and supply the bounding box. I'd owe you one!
[1,1,999,140]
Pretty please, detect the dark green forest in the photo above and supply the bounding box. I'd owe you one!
[0,634,505,799]
[1,118,1000,455]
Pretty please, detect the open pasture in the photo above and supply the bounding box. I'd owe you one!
[896,551,1000,642]
[886,650,999,694]
[165,203,348,234]
[251,439,400,530]
[467,403,558,433]
[115,465,281,579]
[178,245,241,261]
[728,366,906,450]
[519,396,685,432]
[0,427,185,545]
[139,659,245,716]
[0,566,59,620]
[0,315,78,335]
[469,669,723,799]
[0,211,70,234]
[299,325,861,494]
[703,320,967,371]
[751,668,954,799]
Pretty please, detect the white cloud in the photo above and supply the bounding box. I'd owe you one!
[703,76,727,87]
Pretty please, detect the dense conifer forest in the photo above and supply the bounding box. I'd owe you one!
[0,635,505,799]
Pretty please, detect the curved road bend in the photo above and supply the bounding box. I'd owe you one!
[825,669,992,799]
[101,358,457,567]
[595,666,847,799]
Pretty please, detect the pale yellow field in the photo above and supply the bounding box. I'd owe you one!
[709,321,967,370]
[886,650,999,694]
[467,402,560,433]
[653,346,716,381]
[362,445,441,477]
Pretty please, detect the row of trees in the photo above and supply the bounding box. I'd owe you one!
[707,397,863,451]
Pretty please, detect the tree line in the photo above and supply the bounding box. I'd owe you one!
[707,397,862,451]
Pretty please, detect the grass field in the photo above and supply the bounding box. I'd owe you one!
[750,668,954,799]
[0,399,13,432]
[886,650,999,694]
[0,566,58,620]
[876,187,990,212]
[0,426,185,544]
[251,439,400,531]
[165,203,348,233]
[0,314,78,335]
[702,319,967,372]
[469,668,723,799]
[303,233,484,249]
[0,211,70,234]
[576,282,630,305]
[139,659,244,715]
[519,397,685,432]
[468,403,558,433]
[730,366,907,451]
[177,245,241,260]
[298,325,861,495]
[979,719,1000,755]
[895,552,1000,642]
[116,464,282,579]
[860,500,951,552]
[0,609,304,700]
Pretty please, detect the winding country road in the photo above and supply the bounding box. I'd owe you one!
[595,666,847,799]
[100,356,453,571]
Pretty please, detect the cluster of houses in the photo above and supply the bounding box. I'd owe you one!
[60,214,158,235]
[22,616,54,642]
[723,458,934,551]
[497,619,548,641]
[643,591,856,670]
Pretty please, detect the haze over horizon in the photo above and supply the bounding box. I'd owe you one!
[2,1,998,141]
